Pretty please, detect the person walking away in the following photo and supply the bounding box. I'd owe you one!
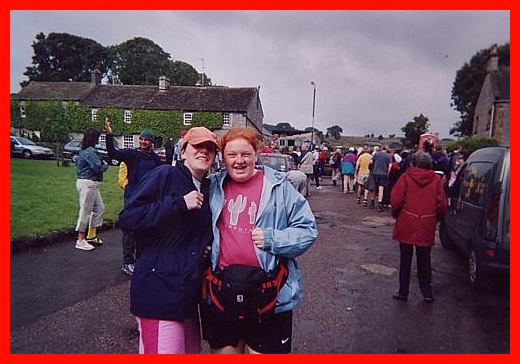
[298,143,314,197]
[390,150,447,303]
[317,146,327,182]
[174,130,188,164]
[312,145,322,190]
[105,118,163,275]
[355,146,372,206]
[330,147,343,186]
[165,136,175,165]
[74,128,109,250]
[370,146,393,211]
[201,127,318,354]
[118,127,220,354]
[341,147,357,193]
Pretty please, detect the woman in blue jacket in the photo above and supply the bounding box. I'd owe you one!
[201,127,318,354]
[118,127,219,354]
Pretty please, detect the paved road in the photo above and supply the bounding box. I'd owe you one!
[10,181,510,354]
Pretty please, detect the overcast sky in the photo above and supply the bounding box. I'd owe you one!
[10,10,510,138]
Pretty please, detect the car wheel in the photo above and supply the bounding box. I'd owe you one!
[23,150,32,159]
[468,247,484,290]
[439,220,454,249]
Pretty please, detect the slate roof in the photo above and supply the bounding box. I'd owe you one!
[12,81,260,114]
[12,82,96,101]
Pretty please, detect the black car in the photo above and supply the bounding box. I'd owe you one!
[440,146,510,289]
[63,140,119,166]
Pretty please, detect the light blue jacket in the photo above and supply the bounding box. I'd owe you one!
[208,166,318,313]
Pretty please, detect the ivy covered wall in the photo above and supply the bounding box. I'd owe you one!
[10,100,223,143]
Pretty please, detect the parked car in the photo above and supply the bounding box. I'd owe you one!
[63,140,119,166]
[154,147,167,163]
[257,153,297,172]
[439,146,510,289]
[10,136,54,159]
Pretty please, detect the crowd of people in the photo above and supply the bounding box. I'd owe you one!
[73,124,461,353]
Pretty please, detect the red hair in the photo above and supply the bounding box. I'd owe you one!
[220,127,261,153]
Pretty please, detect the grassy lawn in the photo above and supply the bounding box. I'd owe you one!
[10,158,124,241]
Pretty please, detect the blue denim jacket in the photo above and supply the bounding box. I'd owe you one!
[208,166,318,313]
[75,147,108,181]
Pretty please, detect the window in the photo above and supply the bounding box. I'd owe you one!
[461,162,492,206]
[222,113,231,128]
[91,109,98,121]
[183,112,193,126]
[123,134,134,148]
[19,105,26,118]
[124,110,132,124]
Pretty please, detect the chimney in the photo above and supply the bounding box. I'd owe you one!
[159,76,170,92]
[91,69,101,85]
[487,43,499,72]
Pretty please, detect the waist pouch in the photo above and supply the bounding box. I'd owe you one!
[202,259,288,323]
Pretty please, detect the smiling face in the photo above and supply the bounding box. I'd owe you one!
[181,142,217,180]
[222,138,258,183]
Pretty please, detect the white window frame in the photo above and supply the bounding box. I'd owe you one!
[19,105,26,118]
[124,110,132,124]
[183,112,193,126]
[91,108,98,121]
[123,134,134,148]
[222,112,231,128]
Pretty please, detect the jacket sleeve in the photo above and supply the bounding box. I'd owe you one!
[261,182,318,258]
[118,167,188,231]
[85,150,108,174]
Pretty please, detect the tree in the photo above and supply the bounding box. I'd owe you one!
[22,32,109,87]
[401,113,430,147]
[275,122,295,131]
[450,43,509,137]
[326,125,343,140]
[110,37,174,85]
[171,61,201,86]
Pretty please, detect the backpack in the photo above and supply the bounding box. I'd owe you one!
[117,162,128,189]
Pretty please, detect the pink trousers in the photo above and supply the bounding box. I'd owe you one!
[137,316,201,354]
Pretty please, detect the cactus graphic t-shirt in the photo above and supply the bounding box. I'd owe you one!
[217,170,264,269]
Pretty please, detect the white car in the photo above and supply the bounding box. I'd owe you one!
[10,136,54,159]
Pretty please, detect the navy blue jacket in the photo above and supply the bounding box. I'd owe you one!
[106,134,163,201]
[119,164,213,321]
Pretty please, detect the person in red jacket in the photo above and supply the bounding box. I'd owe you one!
[390,150,447,303]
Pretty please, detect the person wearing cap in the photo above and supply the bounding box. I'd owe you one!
[105,119,163,276]
[119,126,220,354]
[200,127,318,354]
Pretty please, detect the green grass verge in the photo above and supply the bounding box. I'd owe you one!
[10,158,124,241]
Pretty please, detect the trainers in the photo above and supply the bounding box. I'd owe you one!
[362,199,368,207]
[316,186,323,190]
[86,236,103,246]
[75,239,95,251]
[122,263,135,276]
[378,202,384,212]
[356,197,361,204]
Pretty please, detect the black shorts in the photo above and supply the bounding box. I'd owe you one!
[200,305,293,354]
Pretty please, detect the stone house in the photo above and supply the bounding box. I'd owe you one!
[472,44,510,147]
[11,75,264,148]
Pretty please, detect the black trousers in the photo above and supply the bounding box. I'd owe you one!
[398,243,433,298]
